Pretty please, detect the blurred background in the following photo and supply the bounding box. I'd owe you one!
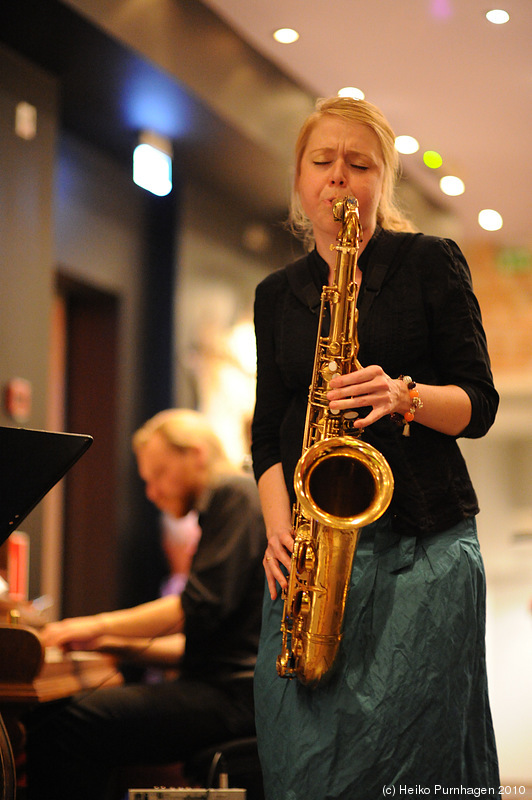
[1,0,530,786]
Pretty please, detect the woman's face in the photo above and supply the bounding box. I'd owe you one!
[296,115,385,254]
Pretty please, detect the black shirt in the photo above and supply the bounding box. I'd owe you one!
[251,228,499,537]
[180,472,266,678]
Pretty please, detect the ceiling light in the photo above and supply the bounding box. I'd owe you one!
[273,28,299,44]
[133,131,172,196]
[423,150,443,169]
[338,87,365,100]
[486,9,510,24]
[439,175,465,196]
[394,135,419,155]
[478,209,503,231]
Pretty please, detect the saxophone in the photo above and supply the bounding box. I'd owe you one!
[276,196,394,686]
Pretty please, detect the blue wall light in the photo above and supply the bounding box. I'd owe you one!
[133,131,173,196]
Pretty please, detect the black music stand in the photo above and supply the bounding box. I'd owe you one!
[0,425,92,800]
[0,425,92,549]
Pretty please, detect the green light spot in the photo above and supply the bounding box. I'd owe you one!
[423,150,443,169]
[496,247,532,274]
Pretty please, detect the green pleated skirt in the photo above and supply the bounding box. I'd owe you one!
[254,516,499,800]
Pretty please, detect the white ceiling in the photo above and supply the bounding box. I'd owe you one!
[202,0,532,249]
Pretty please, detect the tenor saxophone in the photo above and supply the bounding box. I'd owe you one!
[276,196,394,686]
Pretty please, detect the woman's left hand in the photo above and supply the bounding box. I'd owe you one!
[327,365,406,427]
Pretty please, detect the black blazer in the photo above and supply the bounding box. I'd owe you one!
[252,228,499,537]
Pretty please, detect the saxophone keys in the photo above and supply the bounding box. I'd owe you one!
[295,541,315,573]
[344,411,359,421]
[321,360,338,382]
[294,591,311,617]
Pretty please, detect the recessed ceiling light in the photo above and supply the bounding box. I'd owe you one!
[478,209,503,231]
[394,135,419,155]
[486,9,510,24]
[338,87,365,100]
[440,175,465,196]
[273,28,299,44]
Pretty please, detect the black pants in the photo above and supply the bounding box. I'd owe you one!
[24,675,255,800]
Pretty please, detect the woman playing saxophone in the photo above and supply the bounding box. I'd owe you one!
[251,96,499,797]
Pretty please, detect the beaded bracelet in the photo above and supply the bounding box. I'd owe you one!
[391,375,423,436]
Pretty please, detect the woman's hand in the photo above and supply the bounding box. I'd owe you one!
[328,367,473,436]
[263,525,294,601]
[257,464,295,601]
[327,365,406,427]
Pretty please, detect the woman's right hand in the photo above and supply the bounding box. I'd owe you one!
[263,526,294,600]
[257,464,295,600]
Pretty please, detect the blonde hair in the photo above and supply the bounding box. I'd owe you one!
[132,409,232,481]
[289,96,416,249]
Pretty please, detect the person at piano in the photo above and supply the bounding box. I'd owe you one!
[24,408,266,800]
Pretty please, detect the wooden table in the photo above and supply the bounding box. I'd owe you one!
[0,623,122,800]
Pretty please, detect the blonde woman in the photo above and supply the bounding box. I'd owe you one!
[252,97,499,797]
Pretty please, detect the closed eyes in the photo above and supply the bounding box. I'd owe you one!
[313,160,368,171]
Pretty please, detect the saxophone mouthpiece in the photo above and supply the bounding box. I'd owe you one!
[332,196,359,222]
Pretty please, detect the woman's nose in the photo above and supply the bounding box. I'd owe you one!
[330,161,346,185]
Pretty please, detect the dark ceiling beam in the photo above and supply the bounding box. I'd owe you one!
[63,0,315,163]
[2,0,315,219]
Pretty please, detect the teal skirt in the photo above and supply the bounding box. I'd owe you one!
[254,516,499,799]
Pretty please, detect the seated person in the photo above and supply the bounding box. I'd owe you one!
[159,509,202,597]
[25,409,267,800]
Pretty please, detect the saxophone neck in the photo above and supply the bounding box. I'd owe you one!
[332,196,362,256]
